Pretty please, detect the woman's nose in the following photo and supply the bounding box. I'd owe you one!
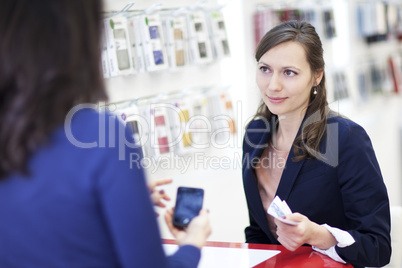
[267,73,281,91]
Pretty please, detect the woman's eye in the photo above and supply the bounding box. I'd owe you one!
[260,66,269,73]
[284,70,296,76]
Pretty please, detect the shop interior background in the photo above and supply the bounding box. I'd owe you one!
[101,0,402,266]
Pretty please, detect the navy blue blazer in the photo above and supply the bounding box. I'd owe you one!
[242,114,391,268]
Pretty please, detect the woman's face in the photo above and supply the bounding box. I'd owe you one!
[256,41,320,119]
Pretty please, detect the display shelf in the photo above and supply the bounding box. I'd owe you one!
[105,63,222,102]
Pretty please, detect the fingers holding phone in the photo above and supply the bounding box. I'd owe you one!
[184,209,211,248]
[164,208,188,244]
[164,208,211,249]
[164,187,211,249]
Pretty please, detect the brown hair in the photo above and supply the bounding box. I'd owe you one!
[0,0,107,179]
[254,20,328,161]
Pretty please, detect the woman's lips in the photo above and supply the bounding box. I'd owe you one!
[268,96,287,104]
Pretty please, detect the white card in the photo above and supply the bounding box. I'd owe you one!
[267,196,299,226]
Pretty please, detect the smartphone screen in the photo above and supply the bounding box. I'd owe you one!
[173,187,204,229]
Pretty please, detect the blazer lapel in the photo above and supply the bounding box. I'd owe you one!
[243,120,276,242]
[275,119,307,200]
[244,116,308,241]
[275,146,306,200]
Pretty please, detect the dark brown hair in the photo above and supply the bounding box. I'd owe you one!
[0,0,107,179]
[254,20,328,161]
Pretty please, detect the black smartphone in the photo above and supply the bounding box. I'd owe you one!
[173,187,204,229]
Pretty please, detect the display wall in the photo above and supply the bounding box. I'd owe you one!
[102,0,402,245]
[102,0,250,243]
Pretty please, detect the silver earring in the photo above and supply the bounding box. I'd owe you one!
[313,87,317,95]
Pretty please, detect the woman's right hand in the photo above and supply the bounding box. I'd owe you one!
[164,208,211,249]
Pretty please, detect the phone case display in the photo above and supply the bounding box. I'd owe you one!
[221,94,236,134]
[110,100,176,159]
[153,106,173,155]
[104,17,135,76]
[179,104,193,148]
[137,14,169,72]
[206,93,232,145]
[208,10,230,59]
[253,8,280,48]
[123,105,144,148]
[166,100,195,155]
[105,85,237,159]
[137,103,155,158]
[189,95,210,149]
[357,2,402,43]
[353,58,395,101]
[382,63,394,94]
[369,61,391,94]
[357,71,369,102]
[277,9,301,22]
[388,4,402,41]
[162,14,190,68]
[127,17,146,73]
[298,8,322,36]
[356,2,388,43]
[322,8,336,39]
[126,119,141,145]
[101,23,111,78]
[165,102,184,153]
[108,103,148,158]
[102,5,231,77]
[332,72,349,101]
[187,10,214,64]
[253,7,335,48]
[388,55,402,93]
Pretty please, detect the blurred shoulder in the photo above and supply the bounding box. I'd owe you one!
[67,106,118,126]
[327,112,370,141]
[62,106,123,143]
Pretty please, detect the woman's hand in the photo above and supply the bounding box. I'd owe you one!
[148,178,172,208]
[164,208,211,249]
[275,213,313,251]
[275,213,337,251]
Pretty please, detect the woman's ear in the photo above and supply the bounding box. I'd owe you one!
[314,70,324,86]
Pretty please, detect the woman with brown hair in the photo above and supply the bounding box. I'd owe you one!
[242,20,391,267]
[0,0,210,267]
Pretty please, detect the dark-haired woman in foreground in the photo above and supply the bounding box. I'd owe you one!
[0,0,210,267]
[242,21,391,267]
